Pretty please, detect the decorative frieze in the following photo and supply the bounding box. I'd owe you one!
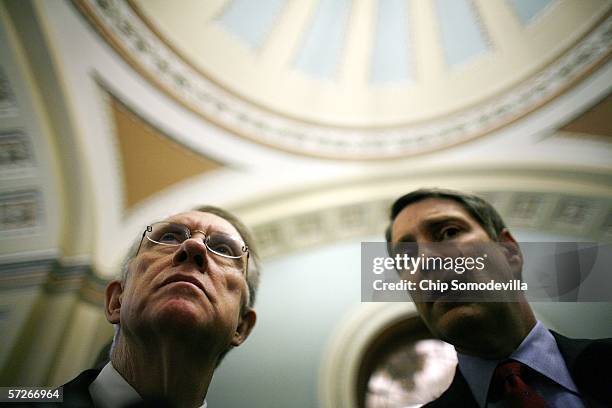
[0,131,35,176]
[251,191,612,258]
[0,190,42,234]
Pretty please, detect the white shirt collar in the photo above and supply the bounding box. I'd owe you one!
[89,363,141,408]
[89,362,208,408]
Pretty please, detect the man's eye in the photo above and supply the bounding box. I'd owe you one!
[440,227,460,240]
[394,242,418,258]
[210,244,235,256]
[159,232,181,243]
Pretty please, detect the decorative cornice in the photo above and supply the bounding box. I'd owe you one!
[0,258,107,305]
[78,273,108,306]
[249,190,612,258]
[0,258,55,290]
[46,262,93,293]
[73,0,612,159]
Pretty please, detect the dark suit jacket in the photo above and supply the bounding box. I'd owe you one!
[59,368,100,407]
[424,332,612,408]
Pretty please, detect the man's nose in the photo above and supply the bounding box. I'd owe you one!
[418,243,454,274]
[172,238,208,270]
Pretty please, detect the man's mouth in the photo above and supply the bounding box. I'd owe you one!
[160,274,206,293]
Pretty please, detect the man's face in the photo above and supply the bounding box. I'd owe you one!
[106,211,255,353]
[390,198,520,345]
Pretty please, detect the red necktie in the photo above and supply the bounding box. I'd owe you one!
[492,360,547,408]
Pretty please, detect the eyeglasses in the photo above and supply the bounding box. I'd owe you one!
[137,222,249,273]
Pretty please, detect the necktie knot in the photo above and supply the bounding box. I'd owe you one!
[490,360,547,407]
[495,361,523,386]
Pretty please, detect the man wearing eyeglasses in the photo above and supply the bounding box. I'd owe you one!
[60,206,259,407]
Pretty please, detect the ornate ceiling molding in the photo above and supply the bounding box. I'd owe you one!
[245,188,612,259]
[0,258,105,306]
[74,0,612,159]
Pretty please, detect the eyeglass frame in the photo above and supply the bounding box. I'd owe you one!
[135,221,250,277]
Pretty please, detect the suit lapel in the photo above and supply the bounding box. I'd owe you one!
[60,368,100,407]
[552,331,612,408]
[424,366,479,408]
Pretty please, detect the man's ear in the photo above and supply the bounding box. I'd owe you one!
[497,229,523,273]
[231,308,257,347]
[105,280,123,324]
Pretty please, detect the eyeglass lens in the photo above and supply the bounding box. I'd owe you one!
[146,223,246,259]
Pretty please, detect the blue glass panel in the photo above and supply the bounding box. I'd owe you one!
[294,0,352,79]
[219,0,287,49]
[509,0,553,24]
[371,0,413,84]
[436,0,488,67]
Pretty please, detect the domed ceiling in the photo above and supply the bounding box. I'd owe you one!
[0,1,611,394]
[77,0,611,159]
